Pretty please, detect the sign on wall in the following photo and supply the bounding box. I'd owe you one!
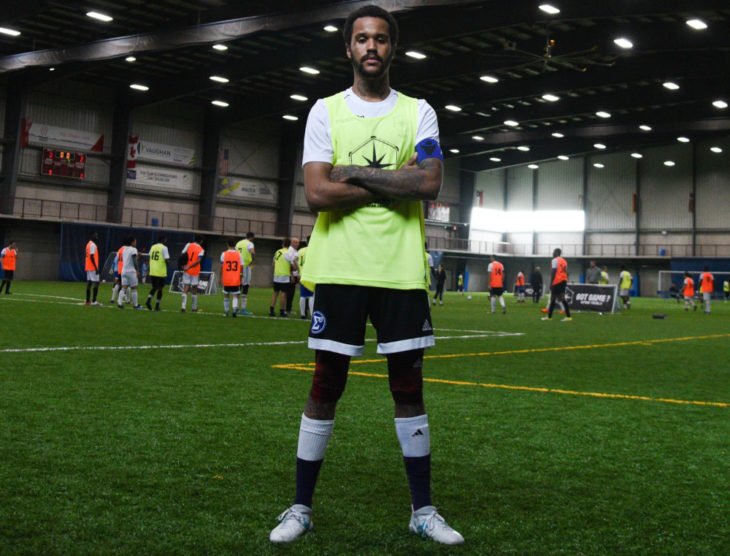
[135,139,196,166]
[217,176,276,203]
[127,165,196,192]
[21,119,104,151]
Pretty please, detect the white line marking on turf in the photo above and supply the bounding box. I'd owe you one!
[0,334,509,354]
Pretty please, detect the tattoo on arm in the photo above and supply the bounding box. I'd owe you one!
[332,158,442,201]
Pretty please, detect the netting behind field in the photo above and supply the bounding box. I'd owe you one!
[657,270,730,299]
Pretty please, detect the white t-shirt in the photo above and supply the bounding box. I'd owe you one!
[302,87,439,166]
[182,243,205,260]
[121,246,138,274]
[287,246,299,276]
[158,245,170,261]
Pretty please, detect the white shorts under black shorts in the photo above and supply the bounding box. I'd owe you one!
[86,270,100,282]
[121,271,138,287]
[223,284,240,294]
[308,284,434,356]
[619,288,630,296]
[182,273,199,286]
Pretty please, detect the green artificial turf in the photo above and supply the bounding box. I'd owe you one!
[1,282,728,554]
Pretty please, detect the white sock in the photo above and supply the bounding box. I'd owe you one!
[223,297,229,313]
[490,297,496,312]
[131,290,138,306]
[241,294,247,310]
[232,297,238,311]
[297,414,334,461]
[308,296,314,315]
[499,296,505,308]
[394,414,430,457]
[192,294,198,310]
[181,293,187,309]
[111,284,119,301]
[300,297,307,316]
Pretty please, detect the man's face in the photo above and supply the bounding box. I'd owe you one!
[291,238,300,249]
[347,17,393,79]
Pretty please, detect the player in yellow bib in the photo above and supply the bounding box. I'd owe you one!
[145,236,169,311]
[269,5,463,547]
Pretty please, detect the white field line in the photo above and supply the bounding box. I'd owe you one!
[0,333,518,354]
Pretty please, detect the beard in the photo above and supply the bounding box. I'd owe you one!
[351,52,392,79]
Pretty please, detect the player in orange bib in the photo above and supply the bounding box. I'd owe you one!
[181,235,205,312]
[84,231,102,305]
[0,241,18,294]
[488,255,506,314]
[515,270,526,303]
[698,266,714,314]
[682,271,697,311]
[542,247,571,321]
[220,238,244,317]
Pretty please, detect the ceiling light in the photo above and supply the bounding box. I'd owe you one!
[528,164,539,169]
[406,50,427,60]
[445,105,462,112]
[663,81,680,90]
[490,157,502,162]
[517,146,530,152]
[712,99,728,109]
[209,75,229,83]
[211,100,229,107]
[631,153,643,159]
[472,135,485,141]
[596,111,611,118]
[504,119,519,126]
[49,67,55,72]
[449,148,460,154]
[710,146,723,153]
[299,66,320,75]
[0,27,21,37]
[593,143,606,149]
[677,136,690,143]
[125,56,136,62]
[542,93,560,102]
[480,75,499,84]
[614,37,633,49]
[558,155,569,161]
[664,160,675,167]
[639,125,652,131]
[282,115,299,121]
[290,94,308,102]
[593,163,605,169]
[539,4,560,15]
[129,84,149,91]
[323,25,338,32]
[552,132,565,138]
[212,44,228,51]
[686,19,707,30]
[86,11,113,22]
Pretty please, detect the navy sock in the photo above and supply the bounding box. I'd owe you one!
[294,457,323,508]
[404,454,431,510]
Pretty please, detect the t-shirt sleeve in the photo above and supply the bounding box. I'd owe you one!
[552,258,558,270]
[302,99,332,166]
[220,253,225,263]
[487,263,493,272]
[248,242,255,253]
[198,249,205,259]
[162,246,170,260]
[416,100,440,144]
[182,243,190,254]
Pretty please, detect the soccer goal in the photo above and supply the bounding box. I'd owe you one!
[657,270,730,300]
[168,271,219,295]
[100,252,151,284]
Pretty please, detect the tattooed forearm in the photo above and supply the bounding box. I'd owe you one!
[331,158,442,201]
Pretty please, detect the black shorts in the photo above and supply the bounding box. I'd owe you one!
[551,281,567,297]
[308,284,434,356]
[241,284,249,295]
[223,285,240,294]
[272,281,288,293]
[150,276,165,290]
[3,270,14,280]
[490,287,504,296]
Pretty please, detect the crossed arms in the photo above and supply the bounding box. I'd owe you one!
[304,154,443,212]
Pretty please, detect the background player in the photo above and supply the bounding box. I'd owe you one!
[146,235,169,311]
[488,254,506,314]
[118,236,142,309]
[618,265,632,309]
[235,232,255,315]
[683,271,697,311]
[542,248,571,321]
[0,241,18,294]
[84,232,102,305]
[220,238,244,317]
[180,235,204,312]
[297,239,314,319]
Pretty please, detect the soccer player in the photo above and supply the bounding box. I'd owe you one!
[118,236,142,309]
[270,238,297,317]
[698,266,714,314]
[146,235,169,311]
[542,248,571,321]
[488,254,506,314]
[515,269,526,303]
[181,235,204,312]
[220,238,244,317]
[530,266,543,303]
[456,273,464,294]
[297,240,314,319]
[84,232,102,305]
[285,237,300,315]
[432,264,446,306]
[683,271,697,311]
[724,280,729,302]
[110,243,125,304]
[618,265,632,309]
[269,6,463,546]
[0,241,18,294]
[599,266,609,285]
[235,232,256,315]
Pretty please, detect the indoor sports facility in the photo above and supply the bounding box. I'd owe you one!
[1,1,728,553]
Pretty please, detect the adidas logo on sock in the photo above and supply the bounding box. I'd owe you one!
[411,429,424,437]
[422,320,433,332]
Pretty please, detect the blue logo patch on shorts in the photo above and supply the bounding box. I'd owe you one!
[310,311,326,334]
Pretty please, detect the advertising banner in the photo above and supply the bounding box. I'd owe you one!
[127,164,196,192]
[217,176,276,203]
[22,119,104,151]
[565,283,617,313]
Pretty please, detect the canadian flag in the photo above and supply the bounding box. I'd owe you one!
[126,135,139,179]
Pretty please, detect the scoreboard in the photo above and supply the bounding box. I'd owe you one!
[41,148,86,179]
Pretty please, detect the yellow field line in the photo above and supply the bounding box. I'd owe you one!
[272,333,730,408]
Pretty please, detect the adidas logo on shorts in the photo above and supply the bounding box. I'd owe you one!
[422,319,433,332]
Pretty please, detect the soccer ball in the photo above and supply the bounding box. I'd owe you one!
[467,295,472,300]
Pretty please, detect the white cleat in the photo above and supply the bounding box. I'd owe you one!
[269,504,313,543]
[409,505,464,545]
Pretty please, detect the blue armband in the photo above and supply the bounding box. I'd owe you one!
[415,138,443,163]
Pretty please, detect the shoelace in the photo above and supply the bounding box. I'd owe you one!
[277,508,308,526]
[417,510,446,536]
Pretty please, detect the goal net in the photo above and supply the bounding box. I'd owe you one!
[168,271,219,295]
[657,270,730,300]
